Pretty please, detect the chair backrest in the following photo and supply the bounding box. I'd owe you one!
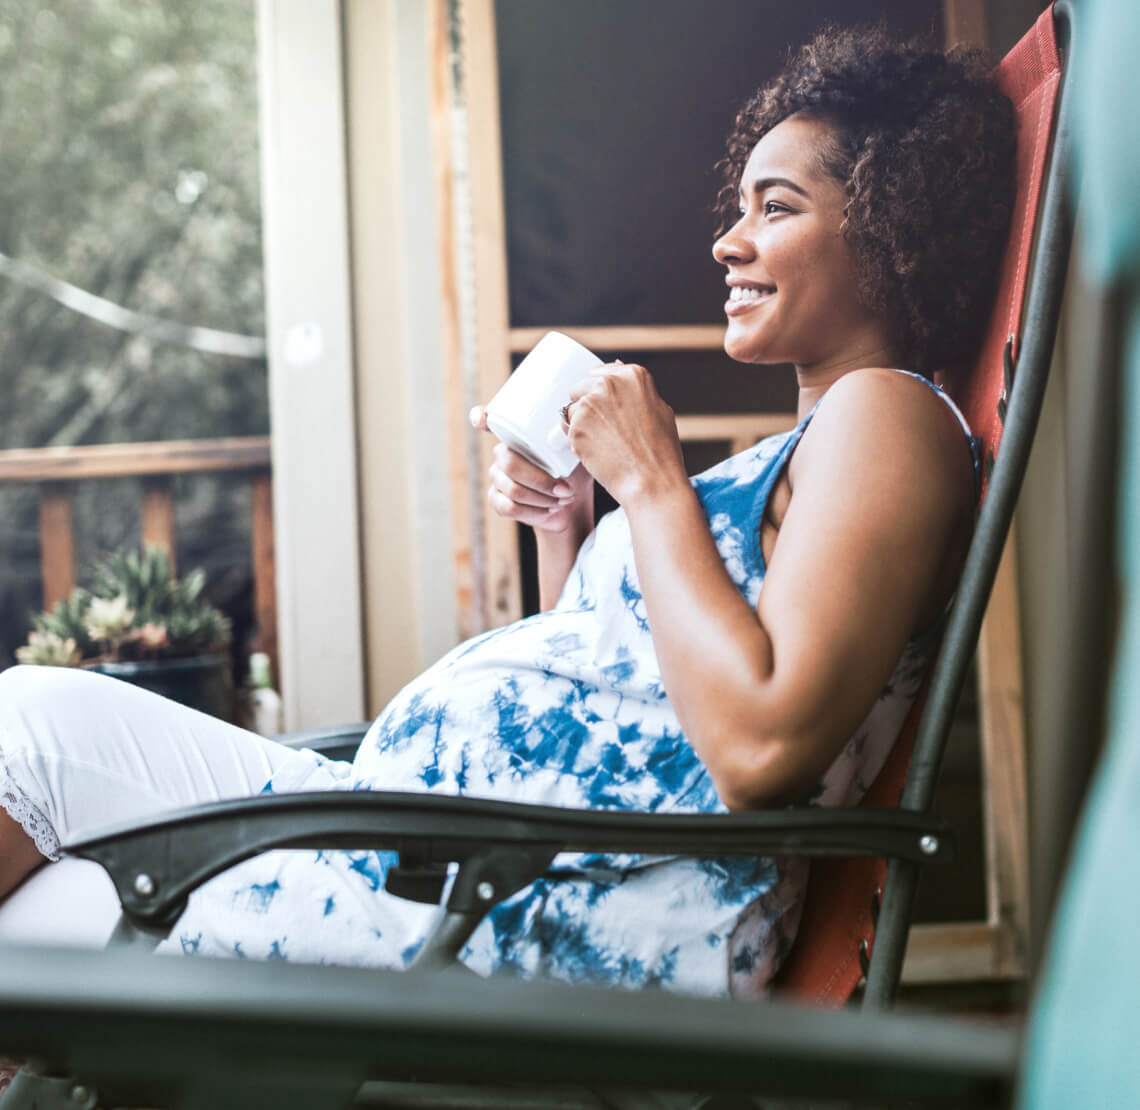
[772,2,1072,1006]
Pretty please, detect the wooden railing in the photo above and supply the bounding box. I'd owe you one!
[0,436,276,681]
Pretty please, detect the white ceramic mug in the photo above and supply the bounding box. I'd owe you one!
[484,331,603,477]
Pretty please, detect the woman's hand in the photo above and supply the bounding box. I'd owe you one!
[469,406,593,535]
[564,362,688,506]
[470,404,595,610]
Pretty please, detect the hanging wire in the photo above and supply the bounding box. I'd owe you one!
[0,251,266,360]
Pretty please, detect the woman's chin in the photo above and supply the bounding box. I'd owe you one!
[722,316,776,363]
[723,333,782,366]
[722,332,752,363]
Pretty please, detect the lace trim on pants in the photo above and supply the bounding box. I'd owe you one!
[0,756,61,861]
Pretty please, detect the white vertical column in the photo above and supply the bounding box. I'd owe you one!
[256,0,365,729]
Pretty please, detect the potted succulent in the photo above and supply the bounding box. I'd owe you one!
[16,546,234,719]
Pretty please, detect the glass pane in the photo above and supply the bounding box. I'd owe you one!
[0,0,264,682]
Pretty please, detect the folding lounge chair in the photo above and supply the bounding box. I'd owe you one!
[0,3,1073,1107]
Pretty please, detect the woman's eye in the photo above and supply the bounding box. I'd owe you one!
[763,200,789,217]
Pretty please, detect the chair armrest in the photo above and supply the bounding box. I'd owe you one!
[274,722,369,762]
[63,791,953,931]
[0,943,1017,1108]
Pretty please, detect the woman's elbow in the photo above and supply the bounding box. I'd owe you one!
[704,735,819,811]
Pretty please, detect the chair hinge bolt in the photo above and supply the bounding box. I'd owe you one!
[919,835,939,856]
[134,873,157,897]
[476,881,495,901]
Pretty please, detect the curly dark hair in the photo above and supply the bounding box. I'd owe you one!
[716,26,1016,375]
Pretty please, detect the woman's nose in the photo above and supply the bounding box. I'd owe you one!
[712,221,755,265]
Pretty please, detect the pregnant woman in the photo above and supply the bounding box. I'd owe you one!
[0,25,1014,997]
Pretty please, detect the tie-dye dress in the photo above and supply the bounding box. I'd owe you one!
[163,373,974,997]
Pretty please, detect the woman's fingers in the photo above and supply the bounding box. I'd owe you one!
[486,442,574,525]
[473,409,571,505]
[493,443,572,496]
[488,488,577,532]
[558,360,685,506]
[490,468,566,510]
[474,397,593,532]
[567,360,625,407]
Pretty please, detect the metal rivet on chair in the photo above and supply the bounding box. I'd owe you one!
[70,1086,92,1105]
[870,886,882,925]
[476,881,495,902]
[919,835,940,856]
[858,938,871,976]
[133,873,157,897]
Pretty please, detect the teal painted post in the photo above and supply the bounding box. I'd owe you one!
[1019,0,1140,1104]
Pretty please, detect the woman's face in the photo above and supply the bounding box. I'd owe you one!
[712,115,892,375]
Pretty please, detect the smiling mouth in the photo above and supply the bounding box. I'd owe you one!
[725,285,775,315]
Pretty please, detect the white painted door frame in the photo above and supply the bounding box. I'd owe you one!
[256,0,366,729]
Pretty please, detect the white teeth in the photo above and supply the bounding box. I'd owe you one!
[728,286,770,301]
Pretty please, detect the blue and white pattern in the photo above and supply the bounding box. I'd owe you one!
[162,375,976,997]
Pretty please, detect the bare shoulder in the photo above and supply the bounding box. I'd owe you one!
[792,367,975,506]
[781,367,975,633]
[814,367,967,447]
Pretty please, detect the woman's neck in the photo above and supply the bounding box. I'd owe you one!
[793,340,900,420]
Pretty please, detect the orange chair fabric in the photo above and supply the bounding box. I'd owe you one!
[772,6,1063,1006]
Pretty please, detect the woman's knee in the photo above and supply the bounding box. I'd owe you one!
[0,663,93,709]
[0,664,155,776]
[0,666,120,759]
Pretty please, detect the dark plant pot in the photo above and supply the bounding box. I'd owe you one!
[88,655,234,721]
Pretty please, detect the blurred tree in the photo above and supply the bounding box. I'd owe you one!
[0,0,265,447]
[0,0,265,665]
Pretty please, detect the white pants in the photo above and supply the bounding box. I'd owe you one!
[0,664,297,948]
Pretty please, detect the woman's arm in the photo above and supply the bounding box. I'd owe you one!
[533,486,594,610]
[470,407,596,611]
[567,365,974,810]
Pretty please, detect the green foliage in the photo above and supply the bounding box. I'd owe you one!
[91,547,230,656]
[22,546,231,663]
[27,589,93,658]
[15,630,82,667]
[0,0,266,450]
